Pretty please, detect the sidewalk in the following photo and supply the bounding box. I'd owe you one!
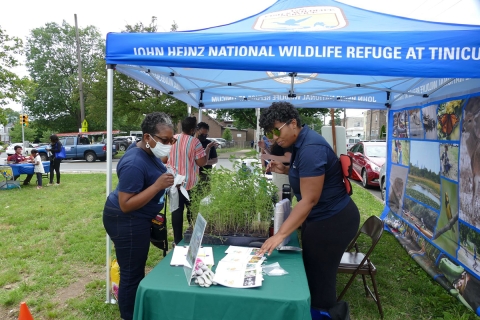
[217,149,255,159]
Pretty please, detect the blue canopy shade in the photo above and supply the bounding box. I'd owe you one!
[105,0,480,110]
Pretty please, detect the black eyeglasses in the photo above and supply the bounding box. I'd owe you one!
[151,134,177,145]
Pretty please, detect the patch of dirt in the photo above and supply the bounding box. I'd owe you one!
[0,305,17,319]
[51,268,101,307]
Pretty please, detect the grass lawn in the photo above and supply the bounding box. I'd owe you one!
[0,174,475,319]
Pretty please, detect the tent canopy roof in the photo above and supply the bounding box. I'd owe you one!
[105,0,480,110]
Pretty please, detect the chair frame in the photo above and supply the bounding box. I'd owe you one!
[337,215,384,318]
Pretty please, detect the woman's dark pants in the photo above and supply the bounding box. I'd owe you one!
[103,205,151,320]
[302,199,360,310]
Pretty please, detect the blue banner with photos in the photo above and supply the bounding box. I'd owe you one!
[381,94,480,315]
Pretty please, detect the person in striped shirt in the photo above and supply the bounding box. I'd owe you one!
[168,117,211,244]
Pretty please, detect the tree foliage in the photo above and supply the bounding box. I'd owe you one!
[380,125,386,139]
[222,128,232,141]
[0,27,29,125]
[23,21,104,133]
[87,16,188,133]
[8,122,38,142]
[214,107,331,130]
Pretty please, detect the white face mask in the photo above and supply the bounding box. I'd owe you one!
[149,134,172,158]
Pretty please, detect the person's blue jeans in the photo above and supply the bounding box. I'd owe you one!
[103,204,151,320]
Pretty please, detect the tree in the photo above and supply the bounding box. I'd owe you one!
[380,125,386,140]
[0,27,29,125]
[8,122,37,142]
[24,21,104,133]
[222,128,232,141]
[214,107,330,130]
[87,17,188,133]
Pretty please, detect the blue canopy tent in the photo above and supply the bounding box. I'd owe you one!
[104,0,480,312]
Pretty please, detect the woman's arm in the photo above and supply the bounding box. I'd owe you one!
[258,174,325,255]
[50,142,62,153]
[261,151,292,164]
[118,173,174,213]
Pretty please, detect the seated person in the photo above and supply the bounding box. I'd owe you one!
[9,145,34,185]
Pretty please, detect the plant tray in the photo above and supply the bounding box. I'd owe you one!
[183,229,268,247]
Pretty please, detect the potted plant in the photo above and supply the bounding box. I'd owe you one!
[185,158,277,245]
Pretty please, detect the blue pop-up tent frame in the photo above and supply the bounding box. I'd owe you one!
[103,0,480,310]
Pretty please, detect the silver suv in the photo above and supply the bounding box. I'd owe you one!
[379,163,387,201]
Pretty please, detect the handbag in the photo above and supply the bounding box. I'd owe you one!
[55,146,66,159]
[151,195,168,257]
[339,154,353,196]
[144,149,169,256]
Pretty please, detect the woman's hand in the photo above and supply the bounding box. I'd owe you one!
[267,160,286,174]
[155,173,174,190]
[258,234,285,256]
[257,140,266,149]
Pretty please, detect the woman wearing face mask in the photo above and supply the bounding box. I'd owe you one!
[103,112,175,320]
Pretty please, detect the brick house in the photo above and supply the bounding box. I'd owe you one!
[177,112,248,143]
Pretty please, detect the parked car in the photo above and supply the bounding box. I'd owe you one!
[347,141,386,188]
[37,136,117,162]
[6,142,36,156]
[112,137,131,152]
[379,163,387,201]
[346,137,361,150]
[209,138,227,148]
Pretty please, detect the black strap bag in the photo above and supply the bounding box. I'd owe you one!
[151,194,168,257]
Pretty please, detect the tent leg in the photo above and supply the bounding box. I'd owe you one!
[105,64,116,304]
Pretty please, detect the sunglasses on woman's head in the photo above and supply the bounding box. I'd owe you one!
[152,134,177,145]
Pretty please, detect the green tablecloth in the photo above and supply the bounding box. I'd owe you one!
[133,232,311,320]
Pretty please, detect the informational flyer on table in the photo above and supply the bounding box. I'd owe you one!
[213,246,266,288]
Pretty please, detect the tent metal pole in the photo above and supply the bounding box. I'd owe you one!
[105,64,116,304]
[256,108,260,154]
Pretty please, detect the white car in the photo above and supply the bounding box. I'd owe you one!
[209,138,227,148]
[6,143,36,156]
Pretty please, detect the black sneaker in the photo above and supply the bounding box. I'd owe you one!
[23,182,30,186]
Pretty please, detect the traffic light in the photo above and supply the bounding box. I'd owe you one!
[20,114,28,126]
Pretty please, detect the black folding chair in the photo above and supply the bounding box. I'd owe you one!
[337,215,384,318]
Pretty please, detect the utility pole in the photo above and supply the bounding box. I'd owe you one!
[74,14,85,128]
[369,109,373,140]
[21,106,25,144]
[330,108,337,155]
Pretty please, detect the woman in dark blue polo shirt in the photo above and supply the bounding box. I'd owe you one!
[103,112,175,320]
[257,102,360,316]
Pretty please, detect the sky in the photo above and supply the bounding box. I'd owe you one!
[2,0,477,116]
[410,141,440,173]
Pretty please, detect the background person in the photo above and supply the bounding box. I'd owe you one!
[103,112,175,320]
[195,122,218,183]
[257,102,360,317]
[168,116,208,244]
[9,145,34,185]
[48,134,63,186]
[30,149,45,189]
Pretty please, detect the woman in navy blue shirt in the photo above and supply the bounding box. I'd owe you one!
[257,102,360,317]
[103,112,175,320]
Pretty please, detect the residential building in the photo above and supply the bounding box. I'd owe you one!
[363,110,387,140]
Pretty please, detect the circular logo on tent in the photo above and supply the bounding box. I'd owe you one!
[253,6,347,31]
[266,72,318,84]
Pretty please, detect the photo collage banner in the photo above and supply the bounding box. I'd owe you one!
[381,94,480,315]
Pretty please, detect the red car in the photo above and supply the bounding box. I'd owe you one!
[347,141,386,188]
